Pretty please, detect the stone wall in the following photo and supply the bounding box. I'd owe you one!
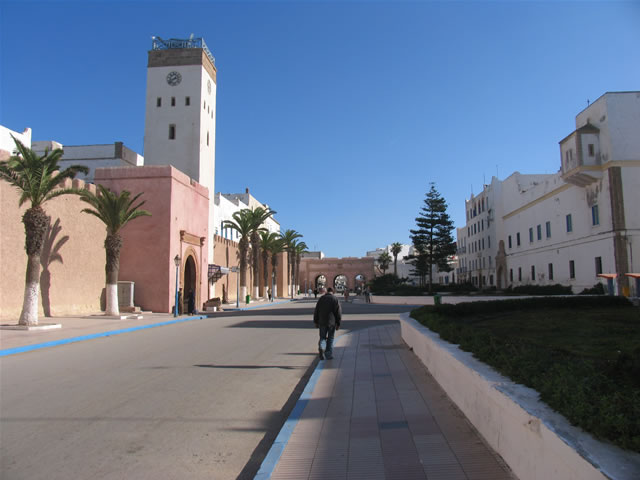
[0,178,105,320]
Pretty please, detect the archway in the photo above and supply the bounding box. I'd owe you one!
[334,274,347,292]
[183,255,197,313]
[315,274,327,289]
[354,274,366,294]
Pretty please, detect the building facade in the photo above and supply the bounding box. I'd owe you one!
[457,92,640,295]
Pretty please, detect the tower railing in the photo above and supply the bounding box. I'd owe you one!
[151,36,215,65]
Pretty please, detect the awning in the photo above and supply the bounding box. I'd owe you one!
[596,273,617,279]
[625,273,640,279]
[208,264,229,282]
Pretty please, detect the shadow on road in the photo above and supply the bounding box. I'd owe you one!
[194,364,306,370]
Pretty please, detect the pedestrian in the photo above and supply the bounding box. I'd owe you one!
[187,289,195,315]
[313,288,318,299]
[268,288,272,301]
[313,287,342,360]
[344,288,349,302]
[364,286,371,303]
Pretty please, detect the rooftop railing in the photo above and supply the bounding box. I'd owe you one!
[151,36,215,65]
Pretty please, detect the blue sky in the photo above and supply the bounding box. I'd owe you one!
[1,1,639,258]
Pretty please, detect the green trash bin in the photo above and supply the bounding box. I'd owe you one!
[433,294,441,305]
[245,294,251,304]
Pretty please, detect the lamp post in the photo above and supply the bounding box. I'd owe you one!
[230,266,239,308]
[174,255,181,317]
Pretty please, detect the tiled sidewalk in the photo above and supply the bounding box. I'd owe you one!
[269,325,515,480]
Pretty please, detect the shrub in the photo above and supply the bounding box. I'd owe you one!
[579,283,605,295]
[410,297,640,453]
[503,284,573,295]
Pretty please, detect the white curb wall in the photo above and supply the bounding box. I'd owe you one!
[399,313,640,480]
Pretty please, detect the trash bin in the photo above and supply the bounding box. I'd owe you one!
[433,294,441,305]
[245,294,251,304]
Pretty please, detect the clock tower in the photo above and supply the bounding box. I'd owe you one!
[143,36,217,258]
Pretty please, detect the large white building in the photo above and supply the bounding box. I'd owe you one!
[213,188,281,242]
[457,91,640,295]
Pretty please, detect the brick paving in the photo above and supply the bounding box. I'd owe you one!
[270,325,516,480]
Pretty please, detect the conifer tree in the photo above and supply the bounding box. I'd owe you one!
[409,183,456,293]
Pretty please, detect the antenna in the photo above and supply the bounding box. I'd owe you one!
[189,33,194,40]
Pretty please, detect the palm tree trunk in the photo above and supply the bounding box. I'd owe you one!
[105,233,122,316]
[251,235,260,300]
[271,256,279,298]
[19,207,49,325]
[262,251,269,300]
[239,239,248,302]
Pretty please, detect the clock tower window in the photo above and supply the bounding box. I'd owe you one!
[185,97,190,106]
[169,124,176,140]
[156,97,161,107]
[171,97,176,107]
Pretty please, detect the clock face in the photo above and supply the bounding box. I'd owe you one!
[166,71,182,86]
[207,79,211,94]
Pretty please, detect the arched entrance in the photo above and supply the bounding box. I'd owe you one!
[355,274,366,294]
[334,274,347,292]
[183,255,197,313]
[315,274,327,289]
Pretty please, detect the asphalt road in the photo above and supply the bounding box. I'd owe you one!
[0,299,414,480]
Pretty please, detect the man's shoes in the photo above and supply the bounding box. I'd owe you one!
[318,348,325,360]
[325,352,333,360]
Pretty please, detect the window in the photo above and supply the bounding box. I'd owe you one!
[510,269,513,282]
[595,257,602,275]
[204,101,206,110]
[546,221,551,238]
[185,96,190,106]
[588,144,595,156]
[508,235,512,249]
[207,131,209,146]
[482,238,485,250]
[537,225,542,241]
[529,227,534,243]
[168,124,176,140]
[548,263,554,280]
[569,260,575,279]
[531,265,536,280]
[171,97,176,106]
[566,214,573,233]
[518,267,522,281]
[156,97,161,107]
[592,205,599,226]
[516,232,521,246]
[488,236,491,248]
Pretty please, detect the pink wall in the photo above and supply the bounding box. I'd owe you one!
[95,166,209,313]
[0,178,105,319]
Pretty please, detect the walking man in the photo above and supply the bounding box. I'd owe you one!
[313,287,342,360]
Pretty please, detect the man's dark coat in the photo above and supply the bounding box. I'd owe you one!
[313,292,342,328]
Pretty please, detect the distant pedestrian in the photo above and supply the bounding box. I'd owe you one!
[313,288,318,299]
[313,287,342,360]
[344,288,349,302]
[364,286,371,303]
[187,289,195,315]
[268,288,272,301]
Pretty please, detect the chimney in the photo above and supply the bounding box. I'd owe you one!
[245,187,249,194]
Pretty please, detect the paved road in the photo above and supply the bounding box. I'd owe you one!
[0,299,414,480]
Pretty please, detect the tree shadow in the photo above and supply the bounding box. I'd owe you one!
[40,217,69,317]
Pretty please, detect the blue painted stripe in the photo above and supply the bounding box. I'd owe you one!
[0,315,207,357]
[254,333,347,480]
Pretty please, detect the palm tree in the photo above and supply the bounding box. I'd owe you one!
[377,251,392,275]
[293,241,309,295]
[223,209,253,301]
[390,242,403,277]
[78,184,151,316]
[248,207,276,300]
[259,231,282,300]
[267,235,286,299]
[281,229,302,296]
[0,138,88,325]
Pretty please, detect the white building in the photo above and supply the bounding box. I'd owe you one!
[213,188,281,241]
[458,91,640,296]
[0,125,32,160]
[31,141,143,182]
[366,244,417,280]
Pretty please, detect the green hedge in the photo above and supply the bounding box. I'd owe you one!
[411,297,640,453]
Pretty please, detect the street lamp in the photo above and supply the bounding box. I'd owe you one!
[174,255,181,317]
[230,266,239,308]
